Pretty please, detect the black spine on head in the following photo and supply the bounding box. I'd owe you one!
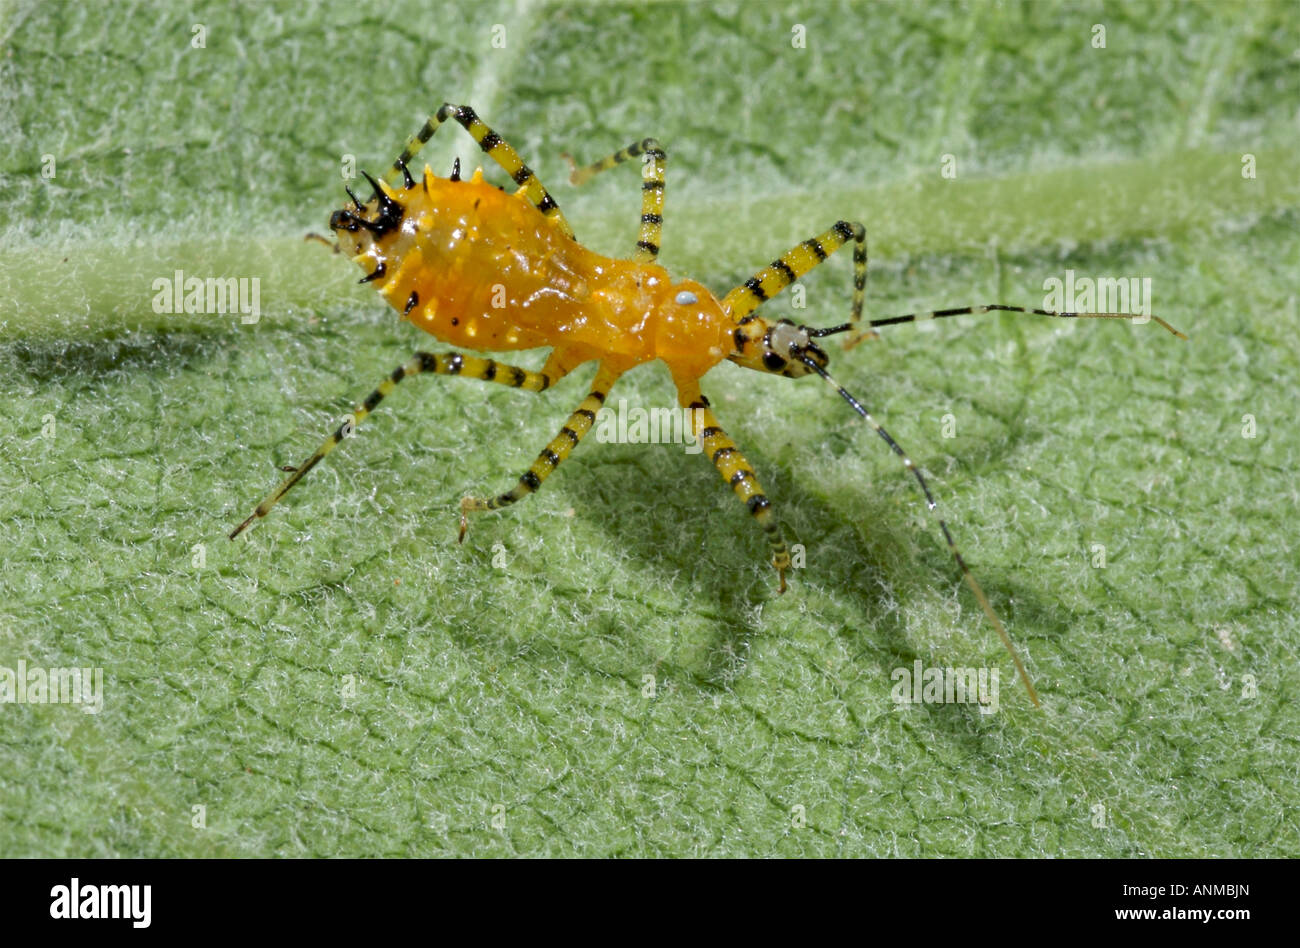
[358,170,404,236]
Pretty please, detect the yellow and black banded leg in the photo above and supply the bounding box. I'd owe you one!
[564,138,667,262]
[676,380,791,593]
[384,102,575,239]
[724,220,876,352]
[458,363,625,539]
[229,352,561,540]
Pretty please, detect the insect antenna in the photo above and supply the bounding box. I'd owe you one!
[799,355,1041,707]
[809,305,1186,342]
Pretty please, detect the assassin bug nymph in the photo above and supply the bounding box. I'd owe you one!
[229,103,1187,705]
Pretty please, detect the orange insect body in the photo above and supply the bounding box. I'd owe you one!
[341,167,730,382]
[234,103,1189,708]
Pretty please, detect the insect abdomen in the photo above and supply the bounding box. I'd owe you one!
[376,174,611,352]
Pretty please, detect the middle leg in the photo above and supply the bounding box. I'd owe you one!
[564,137,668,263]
[459,362,625,540]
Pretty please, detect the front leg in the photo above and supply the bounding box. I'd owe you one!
[676,379,791,593]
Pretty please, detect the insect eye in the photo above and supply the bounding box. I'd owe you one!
[675,290,698,306]
[762,351,786,372]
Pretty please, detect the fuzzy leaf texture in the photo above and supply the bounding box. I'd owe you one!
[0,0,1296,856]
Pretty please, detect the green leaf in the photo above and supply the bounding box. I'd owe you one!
[2,0,1296,856]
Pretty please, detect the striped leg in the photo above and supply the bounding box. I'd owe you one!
[564,138,667,262]
[384,102,574,239]
[725,220,875,352]
[817,303,1188,344]
[229,352,561,540]
[458,363,624,538]
[799,356,1041,706]
[676,380,791,593]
